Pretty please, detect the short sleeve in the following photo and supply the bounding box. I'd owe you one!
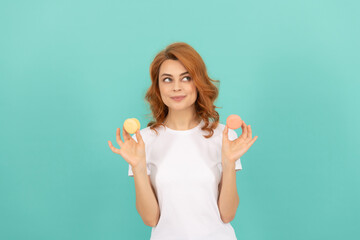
[128,132,151,177]
[227,128,243,171]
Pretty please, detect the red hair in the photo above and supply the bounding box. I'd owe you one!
[144,42,222,138]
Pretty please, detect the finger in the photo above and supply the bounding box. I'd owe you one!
[245,125,252,143]
[223,124,229,143]
[108,140,121,154]
[116,128,124,147]
[122,125,131,141]
[135,129,144,144]
[247,136,258,148]
[240,121,247,140]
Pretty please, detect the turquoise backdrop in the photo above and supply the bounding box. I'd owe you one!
[1,0,359,239]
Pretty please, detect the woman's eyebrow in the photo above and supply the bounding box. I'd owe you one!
[160,71,189,77]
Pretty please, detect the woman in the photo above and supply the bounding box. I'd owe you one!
[108,42,258,240]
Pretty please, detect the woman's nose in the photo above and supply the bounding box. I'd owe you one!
[173,80,181,91]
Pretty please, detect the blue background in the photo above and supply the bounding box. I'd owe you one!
[1,0,359,239]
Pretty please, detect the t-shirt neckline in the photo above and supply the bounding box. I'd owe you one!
[164,119,204,134]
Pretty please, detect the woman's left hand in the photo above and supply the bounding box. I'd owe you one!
[222,121,258,163]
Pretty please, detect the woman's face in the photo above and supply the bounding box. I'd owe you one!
[158,59,198,111]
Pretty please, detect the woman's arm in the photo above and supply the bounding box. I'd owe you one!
[217,160,239,223]
[132,165,160,227]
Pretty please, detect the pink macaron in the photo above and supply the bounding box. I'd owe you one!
[226,114,243,129]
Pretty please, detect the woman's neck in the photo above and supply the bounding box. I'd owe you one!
[164,113,201,131]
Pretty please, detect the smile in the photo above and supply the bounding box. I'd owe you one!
[171,96,186,102]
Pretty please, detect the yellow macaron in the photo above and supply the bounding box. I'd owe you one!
[123,118,141,134]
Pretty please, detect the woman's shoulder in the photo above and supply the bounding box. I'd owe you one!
[204,121,238,140]
[139,126,160,137]
[133,125,163,144]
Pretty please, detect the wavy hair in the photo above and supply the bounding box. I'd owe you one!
[144,42,222,138]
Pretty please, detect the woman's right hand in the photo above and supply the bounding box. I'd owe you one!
[108,126,146,171]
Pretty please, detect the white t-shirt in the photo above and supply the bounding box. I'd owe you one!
[128,119,242,240]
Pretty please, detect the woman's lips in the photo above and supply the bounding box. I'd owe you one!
[171,96,186,101]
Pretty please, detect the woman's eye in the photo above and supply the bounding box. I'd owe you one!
[163,76,191,82]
